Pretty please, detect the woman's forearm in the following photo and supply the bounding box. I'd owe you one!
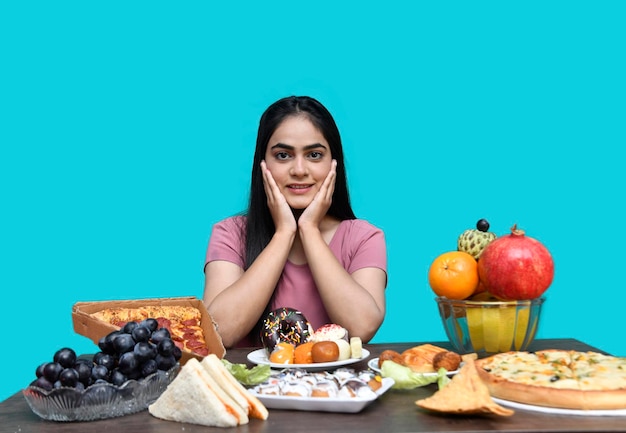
[204,229,295,347]
[298,225,386,342]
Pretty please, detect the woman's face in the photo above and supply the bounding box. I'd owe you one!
[264,115,333,210]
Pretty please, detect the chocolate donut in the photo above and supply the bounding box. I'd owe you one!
[260,307,313,355]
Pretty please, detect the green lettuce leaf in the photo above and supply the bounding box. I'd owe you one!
[221,359,271,386]
[380,360,448,390]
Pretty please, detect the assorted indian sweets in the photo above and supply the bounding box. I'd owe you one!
[253,368,383,399]
[25,296,626,424]
[260,307,363,364]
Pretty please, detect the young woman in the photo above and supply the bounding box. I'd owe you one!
[203,96,387,348]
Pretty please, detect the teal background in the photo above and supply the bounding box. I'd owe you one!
[1,2,625,402]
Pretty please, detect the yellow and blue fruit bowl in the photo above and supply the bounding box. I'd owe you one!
[435,295,545,356]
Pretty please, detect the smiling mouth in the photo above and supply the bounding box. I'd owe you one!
[288,184,313,189]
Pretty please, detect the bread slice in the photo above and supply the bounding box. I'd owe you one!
[148,358,248,427]
[201,354,269,420]
[402,344,448,373]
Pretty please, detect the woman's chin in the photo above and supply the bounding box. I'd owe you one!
[287,199,312,211]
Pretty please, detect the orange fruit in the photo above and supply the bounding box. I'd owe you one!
[293,341,315,364]
[428,251,479,299]
[269,342,295,364]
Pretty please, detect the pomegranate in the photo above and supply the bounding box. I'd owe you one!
[477,224,554,300]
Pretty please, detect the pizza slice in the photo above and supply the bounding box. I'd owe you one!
[475,350,626,410]
[92,305,210,357]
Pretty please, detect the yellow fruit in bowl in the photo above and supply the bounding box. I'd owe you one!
[428,251,479,300]
[465,302,533,353]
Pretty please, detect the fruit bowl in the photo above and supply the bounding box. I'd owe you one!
[22,364,179,422]
[435,296,545,356]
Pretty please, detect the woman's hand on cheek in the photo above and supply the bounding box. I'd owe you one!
[298,159,337,230]
[261,161,297,233]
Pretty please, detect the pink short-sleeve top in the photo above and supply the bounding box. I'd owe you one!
[205,216,387,347]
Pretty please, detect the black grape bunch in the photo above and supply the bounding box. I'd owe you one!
[31,318,182,391]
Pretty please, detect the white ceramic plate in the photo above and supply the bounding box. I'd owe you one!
[492,398,626,416]
[368,358,460,376]
[247,348,370,371]
[250,377,394,413]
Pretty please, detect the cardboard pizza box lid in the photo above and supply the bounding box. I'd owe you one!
[72,296,226,364]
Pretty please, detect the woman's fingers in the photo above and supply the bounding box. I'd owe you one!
[261,161,297,231]
[323,159,337,201]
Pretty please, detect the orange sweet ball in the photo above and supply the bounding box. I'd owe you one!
[269,342,295,364]
[293,341,315,364]
[311,341,340,363]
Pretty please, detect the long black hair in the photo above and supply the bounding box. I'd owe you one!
[244,96,356,269]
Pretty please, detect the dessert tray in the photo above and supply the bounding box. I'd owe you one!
[248,348,370,371]
[250,377,394,413]
[22,364,179,422]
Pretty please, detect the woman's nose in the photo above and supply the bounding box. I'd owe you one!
[289,157,308,176]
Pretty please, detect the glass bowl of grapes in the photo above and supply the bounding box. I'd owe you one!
[23,319,182,422]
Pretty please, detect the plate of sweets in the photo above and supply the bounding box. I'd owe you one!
[250,368,394,413]
[248,347,370,371]
[253,309,371,371]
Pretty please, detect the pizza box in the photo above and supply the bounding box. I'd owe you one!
[72,296,226,364]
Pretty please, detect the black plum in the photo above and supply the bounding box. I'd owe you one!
[95,353,117,370]
[53,348,77,368]
[156,354,177,371]
[92,352,106,365]
[131,325,151,343]
[122,321,139,334]
[30,320,178,392]
[31,376,53,391]
[91,364,109,381]
[150,328,170,344]
[118,351,139,375]
[113,333,135,354]
[42,362,64,383]
[172,345,182,361]
[477,218,490,232]
[35,362,47,378]
[157,338,176,356]
[139,318,159,332]
[110,369,127,386]
[134,341,157,363]
[99,330,122,354]
[141,359,158,377]
[59,368,79,387]
[74,361,92,384]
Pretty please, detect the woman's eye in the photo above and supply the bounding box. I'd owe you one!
[308,151,323,160]
[275,152,291,160]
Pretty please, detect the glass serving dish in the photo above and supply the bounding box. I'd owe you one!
[436,296,545,356]
[22,364,179,422]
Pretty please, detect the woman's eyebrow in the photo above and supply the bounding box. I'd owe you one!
[270,143,327,151]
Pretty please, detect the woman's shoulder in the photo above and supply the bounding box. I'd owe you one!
[214,215,247,230]
[337,219,384,237]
